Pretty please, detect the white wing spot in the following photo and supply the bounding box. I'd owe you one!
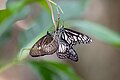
[38,47,41,50]
[83,35,88,40]
[78,37,81,41]
[73,36,77,41]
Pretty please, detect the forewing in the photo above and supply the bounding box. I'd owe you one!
[61,28,92,46]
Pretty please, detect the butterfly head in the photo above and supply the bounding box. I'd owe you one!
[59,25,65,32]
[47,31,52,36]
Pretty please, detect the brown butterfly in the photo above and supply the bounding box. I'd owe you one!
[29,32,58,57]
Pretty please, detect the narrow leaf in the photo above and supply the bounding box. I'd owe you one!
[28,60,80,80]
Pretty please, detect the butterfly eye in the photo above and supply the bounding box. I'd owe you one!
[47,31,51,36]
[60,27,65,32]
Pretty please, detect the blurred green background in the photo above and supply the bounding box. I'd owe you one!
[0,0,120,80]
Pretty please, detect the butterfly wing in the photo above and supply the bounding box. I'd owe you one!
[60,27,92,46]
[56,40,78,62]
[67,47,78,62]
[56,40,69,59]
[29,32,58,57]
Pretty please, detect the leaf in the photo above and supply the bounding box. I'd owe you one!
[66,20,120,47]
[28,60,80,80]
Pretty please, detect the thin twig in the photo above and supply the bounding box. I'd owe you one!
[57,7,60,29]
[48,0,64,14]
[46,0,57,31]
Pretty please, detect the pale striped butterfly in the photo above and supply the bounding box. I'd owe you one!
[55,25,92,62]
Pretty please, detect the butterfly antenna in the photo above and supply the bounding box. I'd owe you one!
[57,7,60,30]
[62,20,64,28]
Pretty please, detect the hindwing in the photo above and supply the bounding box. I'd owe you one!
[56,40,78,62]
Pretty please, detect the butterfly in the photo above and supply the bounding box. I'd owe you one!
[55,26,92,62]
[29,32,58,57]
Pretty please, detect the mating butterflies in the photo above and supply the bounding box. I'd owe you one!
[29,26,92,62]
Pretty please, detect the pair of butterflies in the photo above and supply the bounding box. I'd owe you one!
[29,26,92,62]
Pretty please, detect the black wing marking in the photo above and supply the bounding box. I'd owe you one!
[59,27,92,46]
[65,28,92,43]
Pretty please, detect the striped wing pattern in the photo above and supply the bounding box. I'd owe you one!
[60,27,92,46]
[55,27,92,62]
[56,39,78,62]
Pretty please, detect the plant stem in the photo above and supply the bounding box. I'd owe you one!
[46,0,57,31]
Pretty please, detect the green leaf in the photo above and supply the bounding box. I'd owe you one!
[28,60,80,80]
[0,9,11,23]
[66,20,120,47]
